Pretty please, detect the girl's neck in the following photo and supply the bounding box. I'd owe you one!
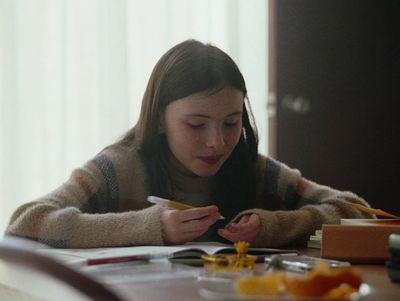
[167,155,216,206]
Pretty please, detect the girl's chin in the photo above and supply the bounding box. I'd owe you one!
[192,166,221,177]
[195,171,218,177]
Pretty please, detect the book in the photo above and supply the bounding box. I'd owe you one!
[167,242,298,259]
[38,242,298,266]
[340,218,400,226]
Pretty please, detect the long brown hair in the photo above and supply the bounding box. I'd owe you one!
[120,39,258,220]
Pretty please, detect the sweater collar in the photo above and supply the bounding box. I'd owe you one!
[167,155,216,206]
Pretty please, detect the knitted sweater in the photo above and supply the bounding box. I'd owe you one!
[6,142,373,248]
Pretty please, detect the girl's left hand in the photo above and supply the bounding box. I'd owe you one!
[217,213,261,243]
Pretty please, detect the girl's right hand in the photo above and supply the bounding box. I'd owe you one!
[160,205,221,244]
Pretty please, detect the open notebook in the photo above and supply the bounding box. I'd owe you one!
[38,242,298,265]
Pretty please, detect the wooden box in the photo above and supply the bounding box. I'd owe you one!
[321,224,400,263]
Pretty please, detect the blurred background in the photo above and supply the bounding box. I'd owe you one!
[269,0,399,218]
[0,0,268,233]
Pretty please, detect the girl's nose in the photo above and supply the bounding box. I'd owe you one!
[206,127,225,149]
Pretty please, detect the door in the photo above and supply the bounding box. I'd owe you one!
[269,0,400,215]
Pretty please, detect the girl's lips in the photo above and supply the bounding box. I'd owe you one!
[198,155,222,165]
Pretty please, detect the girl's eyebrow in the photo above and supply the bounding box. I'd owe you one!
[184,111,243,119]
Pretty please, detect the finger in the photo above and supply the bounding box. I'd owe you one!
[226,214,253,232]
[237,214,250,224]
[228,222,253,234]
[218,215,261,242]
[162,220,206,245]
[228,216,260,236]
[227,222,238,232]
[223,225,257,236]
[179,221,221,242]
[179,205,219,222]
[217,228,242,242]
[161,207,221,244]
[180,212,220,233]
[227,222,249,233]
[179,229,206,242]
[217,228,254,242]
[229,214,259,232]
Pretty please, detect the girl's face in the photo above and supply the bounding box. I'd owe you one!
[160,86,244,177]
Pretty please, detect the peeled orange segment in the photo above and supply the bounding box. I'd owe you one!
[234,271,285,297]
[283,262,362,297]
[324,283,359,299]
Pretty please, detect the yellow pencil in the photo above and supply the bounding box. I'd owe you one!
[147,196,225,220]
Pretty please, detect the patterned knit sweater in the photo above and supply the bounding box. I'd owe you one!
[6,142,373,248]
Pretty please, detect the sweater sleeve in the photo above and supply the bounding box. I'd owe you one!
[232,156,374,248]
[5,151,165,248]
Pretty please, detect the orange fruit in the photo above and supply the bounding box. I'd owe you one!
[282,261,362,297]
[324,283,358,299]
[234,271,285,297]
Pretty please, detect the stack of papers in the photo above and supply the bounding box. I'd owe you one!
[307,229,322,249]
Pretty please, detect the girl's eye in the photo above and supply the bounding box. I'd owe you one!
[224,121,239,127]
[188,123,205,129]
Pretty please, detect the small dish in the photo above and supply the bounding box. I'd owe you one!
[200,254,254,281]
[198,277,373,300]
[202,254,257,273]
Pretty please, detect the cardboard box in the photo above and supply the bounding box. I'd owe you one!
[321,224,400,263]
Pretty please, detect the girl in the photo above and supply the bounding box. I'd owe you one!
[6,40,372,248]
